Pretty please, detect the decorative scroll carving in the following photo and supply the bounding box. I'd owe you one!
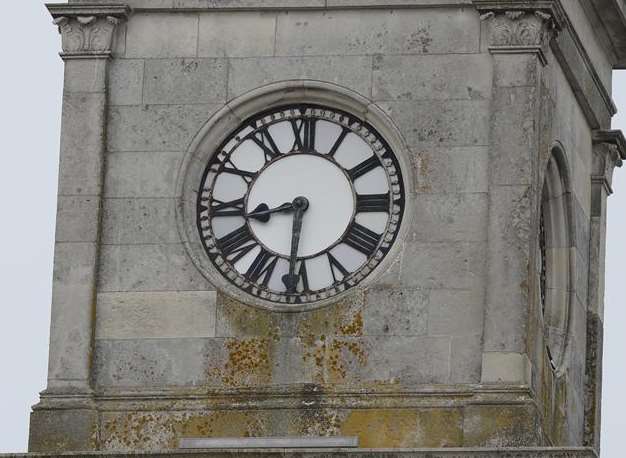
[48,5,130,58]
[480,9,557,63]
[53,15,120,56]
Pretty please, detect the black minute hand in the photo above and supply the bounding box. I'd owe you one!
[246,202,293,222]
[282,196,309,293]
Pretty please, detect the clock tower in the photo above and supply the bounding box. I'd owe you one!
[30,1,625,456]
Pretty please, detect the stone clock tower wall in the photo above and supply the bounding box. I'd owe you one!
[29,0,625,455]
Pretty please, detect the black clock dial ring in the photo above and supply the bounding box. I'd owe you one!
[197,103,406,305]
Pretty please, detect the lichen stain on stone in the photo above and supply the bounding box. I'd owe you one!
[341,409,419,447]
[338,309,363,336]
[221,337,272,386]
[294,408,345,437]
[407,27,433,53]
[217,293,277,338]
[415,409,463,447]
[102,411,267,451]
[465,405,538,447]
[414,152,432,193]
[327,339,367,382]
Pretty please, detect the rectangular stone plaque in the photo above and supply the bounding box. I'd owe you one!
[179,436,359,449]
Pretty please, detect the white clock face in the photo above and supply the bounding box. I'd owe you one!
[197,104,405,305]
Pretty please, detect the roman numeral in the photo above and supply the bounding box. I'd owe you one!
[343,222,381,256]
[222,163,256,183]
[217,225,255,260]
[245,248,278,287]
[327,252,349,282]
[209,197,245,217]
[290,118,317,152]
[355,193,390,213]
[328,127,350,157]
[250,126,281,161]
[297,260,309,292]
[347,155,381,181]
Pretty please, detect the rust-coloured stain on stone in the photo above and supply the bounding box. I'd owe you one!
[102,411,268,450]
[221,338,271,386]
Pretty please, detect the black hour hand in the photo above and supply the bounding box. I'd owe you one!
[246,202,293,222]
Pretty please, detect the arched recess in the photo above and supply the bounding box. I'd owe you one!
[537,142,575,374]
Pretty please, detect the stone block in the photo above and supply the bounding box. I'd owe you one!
[144,59,227,105]
[98,244,211,292]
[275,9,479,56]
[490,86,537,186]
[372,54,492,101]
[198,12,276,57]
[95,291,217,339]
[574,248,589,308]
[104,151,183,198]
[94,338,217,387]
[463,404,539,447]
[107,104,219,152]
[126,13,198,58]
[411,193,488,242]
[450,334,482,383]
[55,196,100,243]
[340,408,463,448]
[400,241,486,290]
[265,337,311,385]
[428,289,484,337]
[48,242,97,383]
[379,100,489,147]
[58,92,106,196]
[215,293,296,338]
[29,409,98,452]
[63,59,107,93]
[101,198,179,244]
[100,410,273,451]
[228,55,373,99]
[483,185,532,353]
[363,287,428,336]
[328,0,471,4]
[411,147,488,194]
[345,336,450,384]
[494,53,540,87]
[481,352,531,384]
[108,59,144,106]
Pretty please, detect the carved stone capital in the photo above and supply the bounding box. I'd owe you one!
[592,130,626,195]
[479,9,558,64]
[47,4,130,59]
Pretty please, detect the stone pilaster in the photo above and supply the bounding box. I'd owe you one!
[584,130,625,452]
[29,4,129,452]
[476,6,558,385]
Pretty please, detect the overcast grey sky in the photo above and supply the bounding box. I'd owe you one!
[0,2,624,455]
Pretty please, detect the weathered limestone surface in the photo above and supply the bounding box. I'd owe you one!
[32,0,626,454]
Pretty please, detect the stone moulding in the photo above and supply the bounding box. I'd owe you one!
[47,3,130,58]
[0,447,599,457]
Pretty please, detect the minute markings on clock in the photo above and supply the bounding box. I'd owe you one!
[198,104,405,303]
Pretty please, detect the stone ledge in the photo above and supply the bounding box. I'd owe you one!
[65,0,474,10]
[1,448,598,458]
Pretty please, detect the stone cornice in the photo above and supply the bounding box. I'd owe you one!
[47,3,130,59]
